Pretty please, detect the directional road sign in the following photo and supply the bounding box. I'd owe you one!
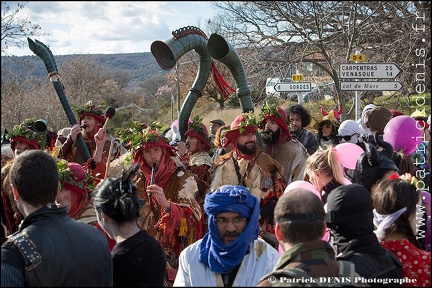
[340,81,403,91]
[274,82,311,92]
[339,63,402,79]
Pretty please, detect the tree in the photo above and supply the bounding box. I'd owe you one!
[1,1,44,56]
[212,1,431,120]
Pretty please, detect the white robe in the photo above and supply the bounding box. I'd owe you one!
[173,238,280,287]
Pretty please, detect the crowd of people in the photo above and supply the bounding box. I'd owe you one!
[1,99,430,287]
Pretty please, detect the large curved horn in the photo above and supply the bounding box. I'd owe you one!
[151,27,212,140]
[207,33,254,114]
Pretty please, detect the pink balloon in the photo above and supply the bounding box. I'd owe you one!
[284,180,321,200]
[334,143,365,169]
[383,115,423,155]
[322,229,330,242]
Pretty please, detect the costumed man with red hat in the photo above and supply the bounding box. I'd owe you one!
[122,125,205,271]
[259,102,309,187]
[210,112,285,247]
[177,116,213,197]
[55,159,116,250]
[1,118,47,241]
[59,101,126,182]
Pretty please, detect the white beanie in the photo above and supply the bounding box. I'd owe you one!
[337,120,362,136]
[1,144,14,159]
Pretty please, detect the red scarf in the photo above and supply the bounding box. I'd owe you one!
[137,148,177,189]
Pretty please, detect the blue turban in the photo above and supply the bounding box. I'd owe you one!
[199,185,260,273]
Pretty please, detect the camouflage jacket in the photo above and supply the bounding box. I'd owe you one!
[257,240,340,287]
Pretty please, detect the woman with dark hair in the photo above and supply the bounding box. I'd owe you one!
[313,114,340,149]
[372,174,431,287]
[92,164,166,287]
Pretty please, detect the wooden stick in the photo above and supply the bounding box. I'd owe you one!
[104,140,115,180]
[102,117,110,130]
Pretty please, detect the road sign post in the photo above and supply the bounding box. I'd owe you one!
[340,81,403,91]
[274,82,311,92]
[339,63,402,79]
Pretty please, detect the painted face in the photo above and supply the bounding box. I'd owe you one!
[142,146,163,169]
[214,211,248,245]
[289,113,302,132]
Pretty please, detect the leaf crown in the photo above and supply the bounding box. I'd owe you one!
[6,118,46,148]
[71,100,106,118]
[233,112,260,134]
[116,121,167,153]
[259,102,281,119]
[188,115,211,142]
[57,159,94,191]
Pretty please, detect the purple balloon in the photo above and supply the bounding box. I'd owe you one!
[383,116,423,155]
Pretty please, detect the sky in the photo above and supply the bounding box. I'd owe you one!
[3,1,219,56]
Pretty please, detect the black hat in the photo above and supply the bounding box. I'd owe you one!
[326,184,374,238]
[210,119,225,126]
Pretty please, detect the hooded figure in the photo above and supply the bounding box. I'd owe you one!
[326,184,403,282]
[357,104,376,136]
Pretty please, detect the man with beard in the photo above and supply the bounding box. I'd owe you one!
[210,112,285,243]
[285,104,319,155]
[260,103,309,187]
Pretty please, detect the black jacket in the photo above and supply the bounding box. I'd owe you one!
[112,229,166,287]
[1,205,113,286]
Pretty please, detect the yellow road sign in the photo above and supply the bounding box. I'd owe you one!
[350,54,366,62]
[292,74,304,81]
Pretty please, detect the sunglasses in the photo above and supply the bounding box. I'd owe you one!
[337,133,358,141]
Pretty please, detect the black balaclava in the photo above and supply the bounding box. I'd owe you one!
[326,184,381,255]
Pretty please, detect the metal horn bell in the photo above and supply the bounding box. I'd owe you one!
[33,119,48,134]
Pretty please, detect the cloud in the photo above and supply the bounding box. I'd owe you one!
[3,1,216,56]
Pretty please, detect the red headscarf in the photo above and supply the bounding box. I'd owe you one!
[261,106,292,143]
[61,162,89,219]
[133,129,177,188]
[184,122,211,152]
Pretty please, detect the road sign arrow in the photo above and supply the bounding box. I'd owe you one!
[340,81,403,91]
[274,82,311,92]
[339,63,402,79]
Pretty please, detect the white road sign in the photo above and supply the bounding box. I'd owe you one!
[274,82,311,92]
[340,81,403,91]
[339,63,402,79]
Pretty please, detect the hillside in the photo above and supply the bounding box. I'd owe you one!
[1,52,168,89]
